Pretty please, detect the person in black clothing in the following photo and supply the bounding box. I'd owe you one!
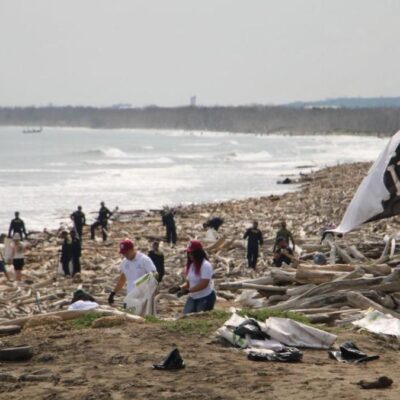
[60,231,72,276]
[148,241,165,282]
[90,202,112,241]
[203,217,224,231]
[162,208,177,245]
[70,230,82,276]
[8,212,27,239]
[243,221,263,269]
[70,206,86,241]
[272,237,294,267]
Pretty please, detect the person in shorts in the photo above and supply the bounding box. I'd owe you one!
[11,233,27,282]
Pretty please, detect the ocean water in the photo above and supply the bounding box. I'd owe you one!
[0,127,385,232]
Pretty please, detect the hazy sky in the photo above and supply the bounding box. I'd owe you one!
[1,0,399,107]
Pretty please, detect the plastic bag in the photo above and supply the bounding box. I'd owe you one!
[124,273,158,316]
[246,347,303,362]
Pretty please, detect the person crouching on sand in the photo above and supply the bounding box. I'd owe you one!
[170,240,216,315]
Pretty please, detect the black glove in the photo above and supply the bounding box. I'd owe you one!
[108,291,116,305]
[177,288,189,298]
[168,285,181,294]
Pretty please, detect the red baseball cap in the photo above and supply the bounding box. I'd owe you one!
[186,240,203,253]
[119,239,134,254]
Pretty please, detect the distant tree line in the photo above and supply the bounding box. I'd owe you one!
[0,106,399,135]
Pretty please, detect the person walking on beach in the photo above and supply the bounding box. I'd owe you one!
[70,230,82,276]
[10,233,28,282]
[8,211,27,239]
[108,239,157,305]
[70,206,86,241]
[273,220,295,252]
[148,241,165,282]
[170,240,216,315]
[243,221,263,269]
[91,202,112,241]
[162,208,177,246]
[60,231,72,276]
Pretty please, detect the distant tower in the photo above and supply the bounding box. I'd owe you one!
[190,96,197,107]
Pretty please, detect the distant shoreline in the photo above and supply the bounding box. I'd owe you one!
[0,106,398,136]
[0,124,388,138]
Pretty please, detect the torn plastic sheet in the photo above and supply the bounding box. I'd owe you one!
[246,347,303,362]
[352,309,400,337]
[329,342,379,364]
[263,317,337,349]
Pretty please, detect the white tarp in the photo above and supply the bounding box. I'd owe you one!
[263,317,337,349]
[332,131,400,234]
[353,309,400,337]
[218,313,284,350]
[124,273,158,316]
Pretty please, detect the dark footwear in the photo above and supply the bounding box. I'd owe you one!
[358,376,393,389]
[152,348,185,370]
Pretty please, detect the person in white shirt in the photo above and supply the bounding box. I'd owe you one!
[11,233,28,282]
[108,239,157,305]
[179,240,216,315]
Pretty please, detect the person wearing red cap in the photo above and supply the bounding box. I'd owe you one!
[108,239,157,305]
[175,240,216,314]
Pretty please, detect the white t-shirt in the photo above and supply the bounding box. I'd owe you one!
[120,251,157,294]
[187,259,214,300]
[11,241,26,260]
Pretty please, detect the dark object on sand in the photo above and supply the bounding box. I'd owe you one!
[357,376,393,389]
[153,348,185,370]
[277,178,294,184]
[0,325,21,337]
[247,347,303,363]
[329,341,379,364]
[0,345,33,361]
[234,319,269,341]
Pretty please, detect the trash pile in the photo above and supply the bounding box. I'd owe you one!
[216,312,337,362]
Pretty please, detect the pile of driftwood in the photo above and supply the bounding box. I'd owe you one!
[1,161,400,325]
[218,236,400,325]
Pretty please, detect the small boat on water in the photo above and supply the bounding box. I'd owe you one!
[22,127,43,134]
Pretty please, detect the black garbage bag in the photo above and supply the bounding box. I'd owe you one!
[329,341,379,364]
[152,348,185,370]
[247,347,303,363]
[71,289,96,304]
[233,319,269,340]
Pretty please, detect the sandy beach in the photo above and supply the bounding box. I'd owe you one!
[1,161,400,399]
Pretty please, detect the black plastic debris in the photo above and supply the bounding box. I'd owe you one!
[152,348,185,370]
[329,341,379,364]
[247,347,303,363]
[233,319,269,341]
[358,376,393,389]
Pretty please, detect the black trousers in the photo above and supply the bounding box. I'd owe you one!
[91,221,108,241]
[166,226,177,244]
[247,246,259,269]
[62,259,71,276]
[72,257,81,275]
[75,224,83,240]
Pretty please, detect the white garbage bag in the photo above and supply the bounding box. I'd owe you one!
[352,309,400,337]
[124,273,158,316]
[68,300,99,311]
[263,317,337,349]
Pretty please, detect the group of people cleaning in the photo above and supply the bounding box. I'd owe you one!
[107,216,296,316]
[1,206,296,316]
